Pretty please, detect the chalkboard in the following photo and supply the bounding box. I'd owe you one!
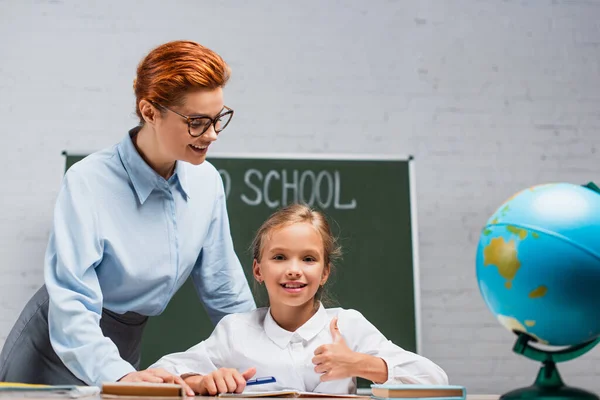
[64,152,420,385]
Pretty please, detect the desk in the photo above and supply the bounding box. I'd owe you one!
[0,396,500,400]
[467,396,499,400]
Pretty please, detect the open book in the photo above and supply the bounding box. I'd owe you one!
[370,384,466,399]
[218,390,366,398]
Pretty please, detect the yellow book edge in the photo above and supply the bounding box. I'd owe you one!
[0,383,55,388]
[0,382,100,397]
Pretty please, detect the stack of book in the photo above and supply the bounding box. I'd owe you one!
[370,384,466,400]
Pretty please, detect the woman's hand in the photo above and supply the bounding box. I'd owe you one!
[184,367,256,396]
[119,368,195,396]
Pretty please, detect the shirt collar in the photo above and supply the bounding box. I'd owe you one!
[118,127,190,204]
[264,303,328,349]
[173,158,190,199]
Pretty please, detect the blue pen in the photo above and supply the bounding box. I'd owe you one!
[246,376,276,386]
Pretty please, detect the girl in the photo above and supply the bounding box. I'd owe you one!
[150,204,448,395]
[0,41,254,395]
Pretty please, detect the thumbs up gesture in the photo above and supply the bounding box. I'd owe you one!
[312,317,359,381]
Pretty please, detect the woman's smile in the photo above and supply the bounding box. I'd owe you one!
[189,143,209,155]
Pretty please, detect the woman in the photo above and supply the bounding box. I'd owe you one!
[0,40,255,393]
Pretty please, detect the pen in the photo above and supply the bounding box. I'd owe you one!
[246,376,276,386]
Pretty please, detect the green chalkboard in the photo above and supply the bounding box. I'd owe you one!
[64,153,420,386]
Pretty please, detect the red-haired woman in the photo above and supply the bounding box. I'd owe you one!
[0,41,254,394]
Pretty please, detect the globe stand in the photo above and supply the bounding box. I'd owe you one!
[501,333,600,400]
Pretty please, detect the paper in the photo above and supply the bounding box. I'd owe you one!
[219,390,365,398]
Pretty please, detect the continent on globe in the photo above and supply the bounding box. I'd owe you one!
[483,237,520,289]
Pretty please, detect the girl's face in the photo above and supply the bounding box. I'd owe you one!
[153,88,224,165]
[253,222,330,309]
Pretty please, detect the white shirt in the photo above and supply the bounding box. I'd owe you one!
[150,304,448,393]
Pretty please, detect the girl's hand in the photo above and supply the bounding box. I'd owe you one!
[184,367,256,396]
[119,368,195,396]
[312,318,361,381]
[312,317,388,383]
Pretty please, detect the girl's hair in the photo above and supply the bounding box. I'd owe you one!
[133,40,230,124]
[251,203,342,306]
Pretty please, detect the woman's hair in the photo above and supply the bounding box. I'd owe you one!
[251,203,342,306]
[133,40,230,124]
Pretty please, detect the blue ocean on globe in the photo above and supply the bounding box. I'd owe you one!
[476,182,600,347]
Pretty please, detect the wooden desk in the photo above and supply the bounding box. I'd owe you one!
[0,395,500,400]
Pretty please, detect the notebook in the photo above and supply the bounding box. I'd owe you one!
[219,390,366,398]
[370,384,466,399]
[101,382,184,397]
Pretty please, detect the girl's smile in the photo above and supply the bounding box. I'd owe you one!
[280,281,308,293]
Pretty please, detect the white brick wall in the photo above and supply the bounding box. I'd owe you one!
[1,0,599,394]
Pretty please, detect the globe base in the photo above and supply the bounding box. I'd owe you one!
[501,384,598,400]
[501,359,598,400]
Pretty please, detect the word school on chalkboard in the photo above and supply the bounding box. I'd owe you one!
[218,168,357,210]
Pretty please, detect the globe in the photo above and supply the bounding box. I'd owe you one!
[475,182,600,400]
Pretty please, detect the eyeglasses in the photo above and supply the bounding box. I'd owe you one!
[151,101,234,137]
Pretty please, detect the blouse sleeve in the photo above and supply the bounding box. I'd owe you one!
[44,169,136,386]
[338,309,449,385]
[190,172,256,324]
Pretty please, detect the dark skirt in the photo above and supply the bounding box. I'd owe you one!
[0,285,148,385]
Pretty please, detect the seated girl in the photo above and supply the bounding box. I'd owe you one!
[150,204,448,395]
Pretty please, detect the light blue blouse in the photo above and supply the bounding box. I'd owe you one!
[44,129,256,386]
